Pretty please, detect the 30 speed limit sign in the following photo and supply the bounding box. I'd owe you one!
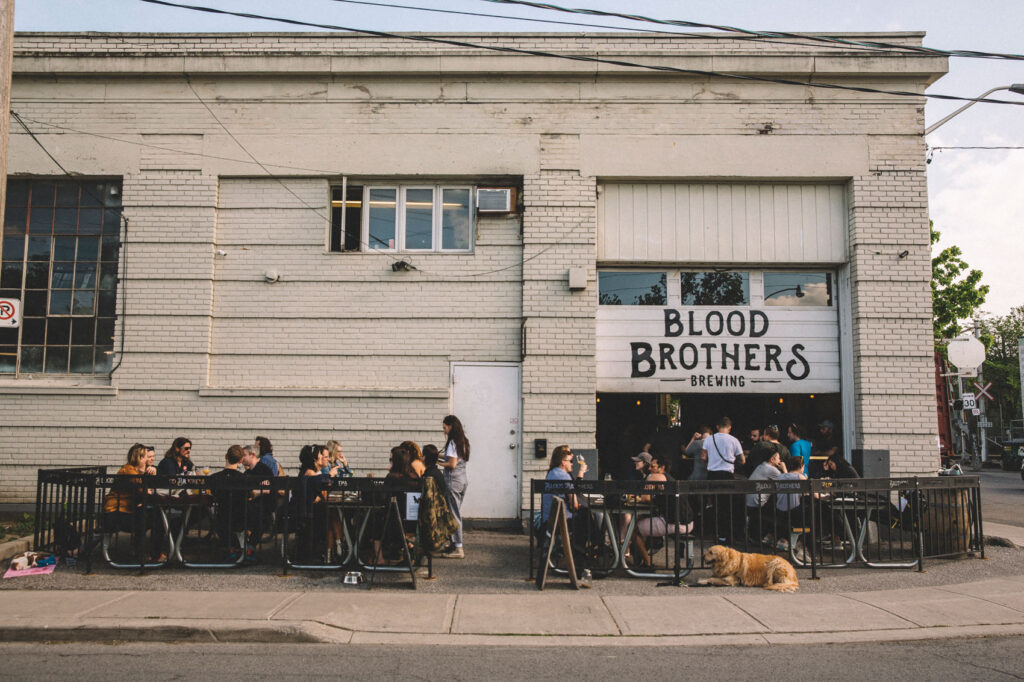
[960,392,977,411]
[0,299,20,328]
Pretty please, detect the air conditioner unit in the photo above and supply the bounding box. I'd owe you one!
[477,187,516,213]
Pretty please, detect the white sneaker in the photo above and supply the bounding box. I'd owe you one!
[439,546,464,559]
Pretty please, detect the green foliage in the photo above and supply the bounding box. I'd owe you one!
[932,224,988,340]
[980,306,1024,433]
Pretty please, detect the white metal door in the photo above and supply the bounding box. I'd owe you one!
[451,362,521,519]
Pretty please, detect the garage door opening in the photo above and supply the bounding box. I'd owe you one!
[595,392,840,480]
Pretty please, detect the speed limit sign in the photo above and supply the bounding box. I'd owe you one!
[0,299,20,328]
[961,392,977,411]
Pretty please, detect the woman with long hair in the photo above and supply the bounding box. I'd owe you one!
[438,415,470,559]
[294,444,341,562]
[325,440,352,477]
[402,440,426,477]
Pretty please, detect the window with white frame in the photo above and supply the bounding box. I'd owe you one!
[330,184,473,253]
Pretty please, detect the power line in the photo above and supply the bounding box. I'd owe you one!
[930,145,1024,150]
[323,0,914,55]
[479,0,1024,62]
[132,0,1024,106]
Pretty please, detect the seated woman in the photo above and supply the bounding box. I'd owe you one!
[402,440,427,477]
[291,444,342,562]
[324,440,353,477]
[371,446,421,564]
[102,443,162,561]
[636,454,694,557]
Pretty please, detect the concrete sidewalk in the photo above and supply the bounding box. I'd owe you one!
[3,574,1024,647]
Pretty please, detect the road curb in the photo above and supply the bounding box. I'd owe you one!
[0,535,33,564]
[3,620,1023,647]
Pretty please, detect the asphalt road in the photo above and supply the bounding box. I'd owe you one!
[979,469,1024,527]
[2,639,1022,680]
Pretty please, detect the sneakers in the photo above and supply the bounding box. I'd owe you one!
[439,546,464,559]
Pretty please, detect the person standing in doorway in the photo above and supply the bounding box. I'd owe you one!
[703,416,745,544]
[787,424,812,480]
[438,414,470,559]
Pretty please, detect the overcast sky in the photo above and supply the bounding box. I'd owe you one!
[14,0,1024,319]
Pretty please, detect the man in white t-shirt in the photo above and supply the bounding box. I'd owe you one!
[702,417,745,480]
[702,416,745,543]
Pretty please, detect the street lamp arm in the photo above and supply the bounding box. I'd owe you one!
[926,84,1024,135]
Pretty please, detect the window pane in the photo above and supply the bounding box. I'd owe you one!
[70,346,94,373]
[680,272,749,306]
[45,346,69,373]
[53,235,76,260]
[2,235,25,260]
[27,236,51,261]
[368,188,396,250]
[72,290,95,315]
[53,208,78,234]
[51,262,74,289]
[598,272,667,306]
[0,262,22,289]
[78,209,102,235]
[99,262,118,290]
[75,262,97,289]
[0,346,15,373]
[71,318,95,345]
[28,207,53,234]
[46,317,70,345]
[25,262,49,288]
[103,183,122,208]
[31,183,55,207]
[50,289,72,315]
[97,290,116,317]
[100,236,119,261]
[763,272,833,306]
[404,188,433,250]
[94,347,113,373]
[0,327,17,344]
[80,185,103,208]
[3,205,27,235]
[55,182,79,207]
[102,210,121,235]
[96,317,115,346]
[6,181,29,206]
[19,345,43,373]
[21,317,44,344]
[441,189,471,250]
[23,290,47,316]
[344,185,363,252]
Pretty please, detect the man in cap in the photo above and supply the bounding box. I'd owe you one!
[811,420,838,477]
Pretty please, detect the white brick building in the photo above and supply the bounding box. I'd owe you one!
[0,32,946,515]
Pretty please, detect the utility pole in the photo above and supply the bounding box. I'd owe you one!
[0,0,13,228]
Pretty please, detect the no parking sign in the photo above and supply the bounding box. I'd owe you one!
[0,299,21,328]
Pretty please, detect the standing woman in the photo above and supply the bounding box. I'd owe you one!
[438,415,469,559]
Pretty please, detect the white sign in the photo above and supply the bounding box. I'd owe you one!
[405,492,420,521]
[947,334,985,376]
[0,299,20,328]
[972,408,981,416]
[973,380,994,401]
[961,393,977,410]
[978,419,993,428]
[597,306,839,394]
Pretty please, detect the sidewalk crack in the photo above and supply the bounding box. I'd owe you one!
[720,596,772,631]
[600,596,624,636]
[840,594,920,627]
[77,591,135,618]
[266,592,304,621]
[933,585,1024,615]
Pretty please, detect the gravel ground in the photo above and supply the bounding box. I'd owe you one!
[1,528,1019,595]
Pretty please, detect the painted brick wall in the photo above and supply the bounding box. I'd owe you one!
[0,33,946,504]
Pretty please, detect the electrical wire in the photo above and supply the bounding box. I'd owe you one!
[9,111,131,379]
[182,75,405,260]
[930,145,1024,150]
[479,0,1024,61]
[132,0,1024,106]
[323,0,918,55]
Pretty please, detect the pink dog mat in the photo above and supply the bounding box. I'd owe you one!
[3,564,56,579]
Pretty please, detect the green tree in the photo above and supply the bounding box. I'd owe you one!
[980,306,1024,434]
[932,223,988,340]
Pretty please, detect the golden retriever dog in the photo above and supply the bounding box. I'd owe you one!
[698,544,799,592]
